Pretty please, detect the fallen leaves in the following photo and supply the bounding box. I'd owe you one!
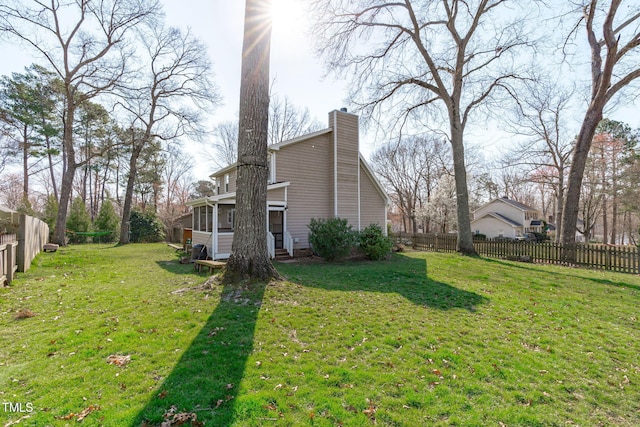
[57,405,100,422]
[160,405,203,427]
[106,354,131,366]
[14,308,36,320]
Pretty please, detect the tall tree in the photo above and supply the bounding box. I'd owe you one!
[116,24,219,244]
[223,0,278,283]
[560,0,640,249]
[591,119,638,243]
[0,0,161,245]
[502,79,574,241]
[311,0,536,255]
[0,65,59,202]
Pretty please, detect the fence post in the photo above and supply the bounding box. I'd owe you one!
[6,242,15,283]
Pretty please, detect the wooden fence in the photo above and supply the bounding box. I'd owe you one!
[0,234,18,285]
[17,214,49,273]
[393,233,640,274]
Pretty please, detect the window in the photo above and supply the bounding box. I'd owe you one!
[218,204,236,232]
[206,205,214,232]
[215,177,220,195]
[193,206,200,231]
[199,206,207,232]
[267,153,275,184]
[224,174,229,193]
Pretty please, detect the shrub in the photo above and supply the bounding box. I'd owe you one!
[66,197,91,243]
[41,195,58,240]
[94,200,120,243]
[308,217,356,261]
[129,209,165,243]
[359,223,393,260]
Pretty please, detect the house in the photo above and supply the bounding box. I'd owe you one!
[187,109,390,260]
[471,197,543,239]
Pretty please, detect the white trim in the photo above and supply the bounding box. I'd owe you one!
[384,206,388,236]
[333,110,338,217]
[188,182,291,206]
[213,204,218,255]
[358,147,361,230]
[269,128,332,151]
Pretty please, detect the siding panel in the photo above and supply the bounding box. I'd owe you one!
[275,134,333,248]
[360,163,386,229]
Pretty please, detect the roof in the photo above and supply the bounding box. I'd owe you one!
[187,181,291,206]
[471,212,522,228]
[496,197,537,212]
[209,128,333,179]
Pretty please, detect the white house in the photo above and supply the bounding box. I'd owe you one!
[471,197,543,239]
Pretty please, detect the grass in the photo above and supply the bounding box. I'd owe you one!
[0,244,638,426]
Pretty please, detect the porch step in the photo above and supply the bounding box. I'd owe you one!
[274,249,292,260]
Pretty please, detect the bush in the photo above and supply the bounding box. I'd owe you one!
[359,223,393,260]
[66,197,91,243]
[41,195,58,240]
[308,217,356,261]
[129,209,165,243]
[94,200,120,243]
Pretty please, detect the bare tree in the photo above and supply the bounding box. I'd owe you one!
[311,0,537,255]
[560,0,640,249]
[210,120,240,168]
[370,135,450,233]
[209,96,324,169]
[502,79,574,241]
[223,0,279,283]
[116,24,219,244]
[0,0,161,244]
[268,96,323,145]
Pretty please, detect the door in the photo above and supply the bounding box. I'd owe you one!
[269,210,284,249]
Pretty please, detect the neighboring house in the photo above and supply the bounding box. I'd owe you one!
[187,109,390,260]
[471,197,543,239]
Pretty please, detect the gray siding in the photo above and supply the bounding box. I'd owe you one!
[275,133,333,248]
[359,163,387,230]
[329,111,360,227]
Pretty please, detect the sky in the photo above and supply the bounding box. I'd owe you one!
[0,0,638,177]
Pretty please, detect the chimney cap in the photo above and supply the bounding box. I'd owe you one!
[339,107,348,112]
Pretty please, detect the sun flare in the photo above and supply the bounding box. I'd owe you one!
[271,0,307,33]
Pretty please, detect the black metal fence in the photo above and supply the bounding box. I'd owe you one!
[392,233,640,274]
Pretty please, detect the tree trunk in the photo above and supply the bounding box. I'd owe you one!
[119,144,143,245]
[223,0,278,284]
[450,122,476,255]
[45,133,58,202]
[21,124,28,200]
[561,106,603,251]
[53,99,77,246]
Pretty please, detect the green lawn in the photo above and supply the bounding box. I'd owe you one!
[1,244,639,426]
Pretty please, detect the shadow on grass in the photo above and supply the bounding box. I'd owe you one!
[133,254,485,426]
[481,257,640,292]
[155,259,202,276]
[131,283,266,426]
[277,253,488,311]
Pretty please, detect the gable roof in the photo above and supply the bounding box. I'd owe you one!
[471,212,522,228]
[474,197,537,214]
[496,197,537,212]
[208,128,333,179]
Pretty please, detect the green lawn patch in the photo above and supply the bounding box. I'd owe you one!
[1,244,639,426]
